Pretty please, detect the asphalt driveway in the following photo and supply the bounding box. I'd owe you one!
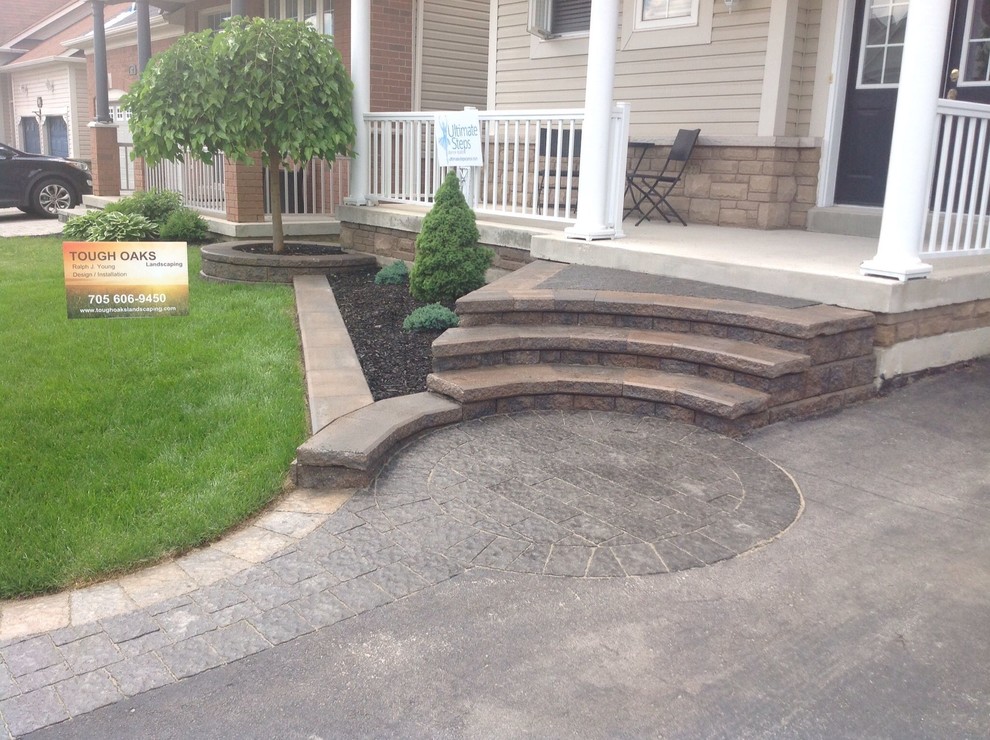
[24,360,990,739]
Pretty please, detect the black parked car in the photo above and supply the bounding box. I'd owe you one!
[0,142,93,218]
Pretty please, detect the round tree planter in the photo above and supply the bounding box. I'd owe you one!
[200,241,378,284]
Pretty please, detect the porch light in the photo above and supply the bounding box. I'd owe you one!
[724,0,737,12]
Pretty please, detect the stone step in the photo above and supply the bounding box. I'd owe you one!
[293,392,463,488]
[432,324,811,378]
[427,364,770,421]
[455,284,876,360]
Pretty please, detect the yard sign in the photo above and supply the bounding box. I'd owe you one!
[435,110,483,167]
[63,242,189,319]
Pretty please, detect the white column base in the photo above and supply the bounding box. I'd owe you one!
[859,257,932,281]
[344,196,371,206]
[564,224,616,241]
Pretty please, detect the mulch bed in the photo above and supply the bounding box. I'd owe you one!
[235,243,343,256]
[324,269,444,400]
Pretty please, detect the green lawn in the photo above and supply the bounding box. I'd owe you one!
[0,236,307,598]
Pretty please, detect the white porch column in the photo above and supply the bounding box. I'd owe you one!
[859,2,952,281]
[564,0,620,241]
[345,0,371,206]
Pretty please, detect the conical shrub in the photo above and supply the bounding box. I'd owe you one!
[409,171,494,304]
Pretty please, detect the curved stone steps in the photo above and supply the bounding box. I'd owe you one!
[432,324,811,379]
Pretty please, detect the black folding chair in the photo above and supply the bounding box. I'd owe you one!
[626,128,700,226]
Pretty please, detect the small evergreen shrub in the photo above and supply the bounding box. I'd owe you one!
[61,211,104,240]
[85,212,158,242]
[104,189,183,224]
[409,171,493,304]
[374,260,409,285]
[159,207,209,242]
[403,304,460,332]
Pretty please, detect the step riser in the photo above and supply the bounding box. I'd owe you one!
[435,350,800,396]
[457,393,769,438]
[460,312,874,363]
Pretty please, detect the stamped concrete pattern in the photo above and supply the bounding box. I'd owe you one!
[362,410,801,577]
[0,411,798,737]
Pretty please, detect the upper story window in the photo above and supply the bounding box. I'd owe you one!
[529,0,592,39]
[200,5,231,32]
[639,0,698,29]
[267,0,333,35]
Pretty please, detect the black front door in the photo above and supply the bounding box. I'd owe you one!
[945,0,990,103]
[835,0,909,206]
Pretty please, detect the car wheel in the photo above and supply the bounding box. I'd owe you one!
[31,179,75,218]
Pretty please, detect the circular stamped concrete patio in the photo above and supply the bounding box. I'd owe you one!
[361,410,803,577]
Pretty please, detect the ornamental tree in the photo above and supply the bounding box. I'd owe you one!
[123,17,355,253]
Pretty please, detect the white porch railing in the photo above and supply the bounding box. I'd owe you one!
[118,142,135,192]
[924,99,990,256]
[145,152,226,215]
[364,106,631,228]
[263,156,350,217]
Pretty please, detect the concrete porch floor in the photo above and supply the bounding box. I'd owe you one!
[353,203,990,316]
[533,219,990,315]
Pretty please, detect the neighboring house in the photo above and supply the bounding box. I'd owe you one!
[0,4,142,163]
[0,0,74,144]
[73,0,491,228]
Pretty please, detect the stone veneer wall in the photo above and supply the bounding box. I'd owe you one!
[874,300,990,347]
[339,222,532,273]
[629,144,821,230]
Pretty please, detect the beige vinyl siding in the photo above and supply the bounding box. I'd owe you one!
[71,66,90,160]
[420,0,489,111]
[787,0,820,136]
[495,0,774,137]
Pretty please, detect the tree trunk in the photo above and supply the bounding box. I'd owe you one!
[267,145,285,254]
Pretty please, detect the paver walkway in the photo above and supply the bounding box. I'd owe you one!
[0,210,64,238]
[0,411,798,737]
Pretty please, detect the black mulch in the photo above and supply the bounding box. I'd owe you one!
[325,269,444,400]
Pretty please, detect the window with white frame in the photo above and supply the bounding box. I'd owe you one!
[857,0,908,88]
[638,0,698,29]
[528,0,592,39]
[267,0,333,35]
[200,5,231,32]
[961,0,990,85]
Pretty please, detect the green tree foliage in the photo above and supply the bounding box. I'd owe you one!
[123,17,355,253]
[409,172,493,304]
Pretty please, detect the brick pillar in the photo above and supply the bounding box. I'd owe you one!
[224,153,265,223]
[133,156,146,192]
[89,122,120,196]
